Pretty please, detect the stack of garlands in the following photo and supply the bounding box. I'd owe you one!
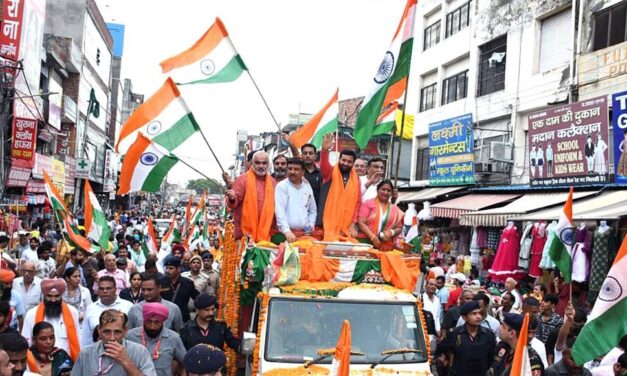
[251,292,270,375]
[416,299,431,364]
[218,221,239,374]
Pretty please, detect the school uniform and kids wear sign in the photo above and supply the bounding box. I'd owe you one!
[527,96,609,186]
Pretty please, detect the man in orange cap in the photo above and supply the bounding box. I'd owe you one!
[0,269,25,332]
[21,278,81,361]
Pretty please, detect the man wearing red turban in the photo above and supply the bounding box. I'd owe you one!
[127,302,187,375]
[20,278,81,362]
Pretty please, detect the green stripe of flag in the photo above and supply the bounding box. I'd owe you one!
[548,235,573,283]
[310,118,338,149]
[141,155,179,192]
[573,297,627,364]
[152,113,200,151]
[182,55,247,85]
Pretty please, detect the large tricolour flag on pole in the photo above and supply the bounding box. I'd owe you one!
[160,17,247,85]
[510,313,532,376]
[330,320,351,376]
[572,232,627,365]
[115,78,200,154]
[548,186,574,282]
[289,89,338,149]
[353,0,416,149]
[84,180,111,249]
[118,133,179,195]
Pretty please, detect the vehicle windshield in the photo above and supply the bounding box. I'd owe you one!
[264,297,428,364]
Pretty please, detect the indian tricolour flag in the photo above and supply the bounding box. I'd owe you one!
[404,216,421,253]
[162,214,178,246]
[84,180,111,250]
[510,313,532,375]
[289,89,338,149]
[43,170,71,223]
[115,78,200,154]
[371,102,399,137]
[118,133,179,195]
[160,17,247,85]
[330,320,351,376]
[572,232,627,365]
[142,217,159,256]
[353,0,416,149]
[548,186,574,282]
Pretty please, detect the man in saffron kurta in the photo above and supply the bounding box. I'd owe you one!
[225,151,276,242]
[316,136,362,240]
[21,278,81,361]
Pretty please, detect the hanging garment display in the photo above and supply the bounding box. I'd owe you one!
[529,222,548,278]
[588,226,613,302]
[571,225,592,283]
[540,221,558,270]
[488,223,526,282]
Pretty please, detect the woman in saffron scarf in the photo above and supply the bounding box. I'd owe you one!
[357,179,404,251]
[26,322,73,376]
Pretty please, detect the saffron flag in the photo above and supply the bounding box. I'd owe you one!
[510,313,532,376]
[115,78,200,154]
[160,17,247,85]
[572,233,627,365]
[548,186,574,282]
[118,133,179,195]
[84,180,111,250]
[353,0,416,149]
[289,89,338,149]
[331,320,351,376]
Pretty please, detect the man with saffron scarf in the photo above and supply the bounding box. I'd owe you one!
[225,151,276,242]
[21,278,80,362]
[316,135,362,240]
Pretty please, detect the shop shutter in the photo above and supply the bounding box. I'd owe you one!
[539,9,572,73]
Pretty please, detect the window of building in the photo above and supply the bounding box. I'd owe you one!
[424,20,441,50]
[478,35,507,96]
[446,2,471,38]
[539,9,572,72]
[441,70,468,105]
[593,1,627,51]
[420,83,437,112]
[415,148,430,180]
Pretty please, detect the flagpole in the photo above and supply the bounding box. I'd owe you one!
[196,127,226,174]
[245,71,283,135]
[171,154,214,181]
[386,131,395,179]
[393,84,410,187]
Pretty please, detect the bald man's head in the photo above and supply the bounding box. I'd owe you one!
[104,253,117,271]
[20,261,36,283]
[251,151,269,177]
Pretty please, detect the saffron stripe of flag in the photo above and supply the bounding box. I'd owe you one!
[371,102,399,137]
[118,133,179,195]
[115,78,200,154]
[289,89,339,149]
[160,17,247,85]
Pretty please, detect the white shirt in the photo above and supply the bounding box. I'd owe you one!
[11,277,42,312]
[421,292,441,332]
[20,248,38,263]
[510,289,522,310]
[274,179,317,233]
[530,337,548,367]
[22,304,80,353]
[82,297,134,346]
[360,175,378,201]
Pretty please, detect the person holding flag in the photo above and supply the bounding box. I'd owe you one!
[491,312,545,375]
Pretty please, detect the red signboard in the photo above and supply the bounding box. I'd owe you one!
[0,0,26,61]
[11,117,37,164]
[527,96,609,186]
[6,166,30,187]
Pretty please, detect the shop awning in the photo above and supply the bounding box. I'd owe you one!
[459,191,597,227]
[430,194,520,219]
[514,191,627,221]
[397,186,465,203]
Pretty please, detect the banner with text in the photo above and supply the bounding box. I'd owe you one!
[612,90,627,184]
[428,113,475,186]
[0,0,26,61]
[528,96,609,186]
[11,117,37,165]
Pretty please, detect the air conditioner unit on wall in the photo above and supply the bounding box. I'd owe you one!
[475,163,493,174]
[489,141,513,163]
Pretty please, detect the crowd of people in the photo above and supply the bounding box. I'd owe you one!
[0,214,233,376]
[419,268,627,375]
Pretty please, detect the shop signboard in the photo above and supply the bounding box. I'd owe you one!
[50,159,65,195]
[75,159,90,179]
[25,179,45,194]
[65,155,75,195]
[6,166,30,187]
[11,117,37,165]
[612,90,627,184]
[527,96,609,186]
[0,0,26,61]
[13,0,46,98]
[428,113,475,186]
[32,153,52,179]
